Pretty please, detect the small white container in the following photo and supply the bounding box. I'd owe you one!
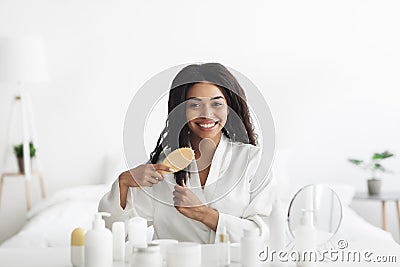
[127,217,147,247]
[167,242,201,267]
[241,229,262,267]
[125,216,148,262]
[150,239,178,262]
[131,244,162,267]
[112,221,125,262]
[70,227,85,267]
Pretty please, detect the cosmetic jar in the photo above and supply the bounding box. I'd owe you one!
[150,239,178,262]
[131,244,162,267]
[167,242,201,267]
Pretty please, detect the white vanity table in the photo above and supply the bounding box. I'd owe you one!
[0,246,240,267]
[0,240,399,267]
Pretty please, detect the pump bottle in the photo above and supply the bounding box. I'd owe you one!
[295,209,317,267]
[85,212,113,267]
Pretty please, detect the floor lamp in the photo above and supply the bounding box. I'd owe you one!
[0,36,49,210]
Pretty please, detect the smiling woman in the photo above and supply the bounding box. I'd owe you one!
[98,63,278,244]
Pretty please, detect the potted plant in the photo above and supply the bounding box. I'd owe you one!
[348,151,394,195]
[13,142,36,173]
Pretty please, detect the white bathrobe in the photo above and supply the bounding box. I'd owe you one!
[98,134,277,244]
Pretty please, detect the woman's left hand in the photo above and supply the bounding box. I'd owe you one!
[173,181,219,231]
[173,182,206,221]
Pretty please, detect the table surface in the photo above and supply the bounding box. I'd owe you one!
[0,247,241,267]
[354,192,400,201]
[0,240,399,267]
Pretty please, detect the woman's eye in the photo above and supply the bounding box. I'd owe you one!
[189,103,200,108]
[212,102,224,107]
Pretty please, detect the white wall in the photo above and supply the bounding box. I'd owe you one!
[0,0,399,241]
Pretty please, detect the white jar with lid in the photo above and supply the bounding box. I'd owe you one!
[131,244,162,267]
[167,242,201,267]
[125,216,148,262]
[151,239,178,262]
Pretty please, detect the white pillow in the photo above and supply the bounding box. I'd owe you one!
[28,185,110,219]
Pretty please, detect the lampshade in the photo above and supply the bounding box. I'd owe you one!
[0,36,50,83]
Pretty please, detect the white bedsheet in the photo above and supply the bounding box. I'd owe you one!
[0,183,396,248]
[1,185,109,248]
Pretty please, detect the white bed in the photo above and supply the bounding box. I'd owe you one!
[0,184,110,248]
[0,181,396,249]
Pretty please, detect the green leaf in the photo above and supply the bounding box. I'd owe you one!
[373,151,394,160]
[29,142,36,157]
[373,163,386,172]
[348,159,363,165]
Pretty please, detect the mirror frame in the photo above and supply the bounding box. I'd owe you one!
[286,184,343,247]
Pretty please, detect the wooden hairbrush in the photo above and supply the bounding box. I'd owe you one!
[159,147,195,175]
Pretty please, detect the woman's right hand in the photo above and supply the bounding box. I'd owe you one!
[118,164,173,209]
[119,164,174,188]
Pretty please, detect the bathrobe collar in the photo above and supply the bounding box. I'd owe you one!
[186,134,232,202]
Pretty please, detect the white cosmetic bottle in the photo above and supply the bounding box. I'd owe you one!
[240,228,262,267]
[85,212,113,267]
[112,221,126,262]
[268,199,287,265]
[295,209,317,267]
[217,226,230,266]
[70,227,85,267]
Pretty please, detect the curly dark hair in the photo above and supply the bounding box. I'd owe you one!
[149,63,257,185]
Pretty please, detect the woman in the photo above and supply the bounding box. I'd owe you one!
[99,63,277,243]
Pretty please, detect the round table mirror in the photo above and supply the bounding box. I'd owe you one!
[287,184,343,247]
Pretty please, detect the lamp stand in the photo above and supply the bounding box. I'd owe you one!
[0,91,46,210]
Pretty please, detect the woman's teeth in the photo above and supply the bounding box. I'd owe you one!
[198,122,217,128]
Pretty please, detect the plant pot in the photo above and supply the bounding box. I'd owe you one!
[367,179,382,195]
[16,157,32,174]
